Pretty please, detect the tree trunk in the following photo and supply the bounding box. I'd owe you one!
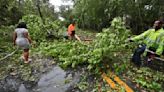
[36,0,45,24]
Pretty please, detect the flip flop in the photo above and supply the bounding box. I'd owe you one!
[24,60,29,64]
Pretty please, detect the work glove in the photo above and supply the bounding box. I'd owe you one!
[147,54,156,62]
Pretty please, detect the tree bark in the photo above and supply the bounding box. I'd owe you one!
[36,0,45,24]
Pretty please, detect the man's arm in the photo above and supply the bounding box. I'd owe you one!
[155,36,164,55]
[75,34,81,42]
[131,29,152,41]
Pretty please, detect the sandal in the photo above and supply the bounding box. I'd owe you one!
[24,60,29,64]
[24,59,32,64]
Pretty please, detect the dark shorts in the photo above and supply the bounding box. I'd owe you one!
[70,31,75,37]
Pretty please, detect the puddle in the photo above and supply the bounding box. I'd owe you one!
[18,66,80,92]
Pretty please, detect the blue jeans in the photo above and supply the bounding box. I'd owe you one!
[132,45,146,66]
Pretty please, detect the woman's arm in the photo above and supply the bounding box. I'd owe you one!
[13,32,17,45]
[24,32,32,44]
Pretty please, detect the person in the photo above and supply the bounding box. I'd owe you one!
[67,21,81,42]
[13,22,32,63]
[128,20,164,66]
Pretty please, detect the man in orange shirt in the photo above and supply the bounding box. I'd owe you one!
[67,21,81,42]
[67,21,76,39]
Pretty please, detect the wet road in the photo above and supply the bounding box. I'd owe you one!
[18,66,80,92]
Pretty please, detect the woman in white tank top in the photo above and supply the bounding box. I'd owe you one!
[13,22,32,63]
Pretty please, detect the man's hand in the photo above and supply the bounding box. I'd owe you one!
[148,54,156,61]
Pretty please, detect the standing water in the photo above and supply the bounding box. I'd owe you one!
[18,66,81,92]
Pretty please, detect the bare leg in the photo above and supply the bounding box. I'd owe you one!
[23,49,29,63]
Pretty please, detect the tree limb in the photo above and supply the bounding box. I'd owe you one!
[0,47,19,61]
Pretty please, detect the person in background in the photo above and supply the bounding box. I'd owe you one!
[67,21,81,42]
[13,22,32,63]
[128,20,164,66]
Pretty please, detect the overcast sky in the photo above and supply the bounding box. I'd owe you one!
[49,0,73,11]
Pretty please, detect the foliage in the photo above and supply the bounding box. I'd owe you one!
[36,17,130,74]
[127,67,164,91]
[1,14,164,91]
[21,15,61,42]
[21,15,45,42]
[91,17,131,72]
[0,0,58,26]
[35,17,164,91]
[37,41,90,69]
[0,26,15,59]
[0,0,23,25]
[72,0,164,33]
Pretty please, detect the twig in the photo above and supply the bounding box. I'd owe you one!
[84,39,92,41]
[145,49,164,61]
[0,47,19,61]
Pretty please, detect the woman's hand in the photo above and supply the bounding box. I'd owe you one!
[13,32,17,46]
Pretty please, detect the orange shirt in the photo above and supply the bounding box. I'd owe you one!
[67,24,75,35]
